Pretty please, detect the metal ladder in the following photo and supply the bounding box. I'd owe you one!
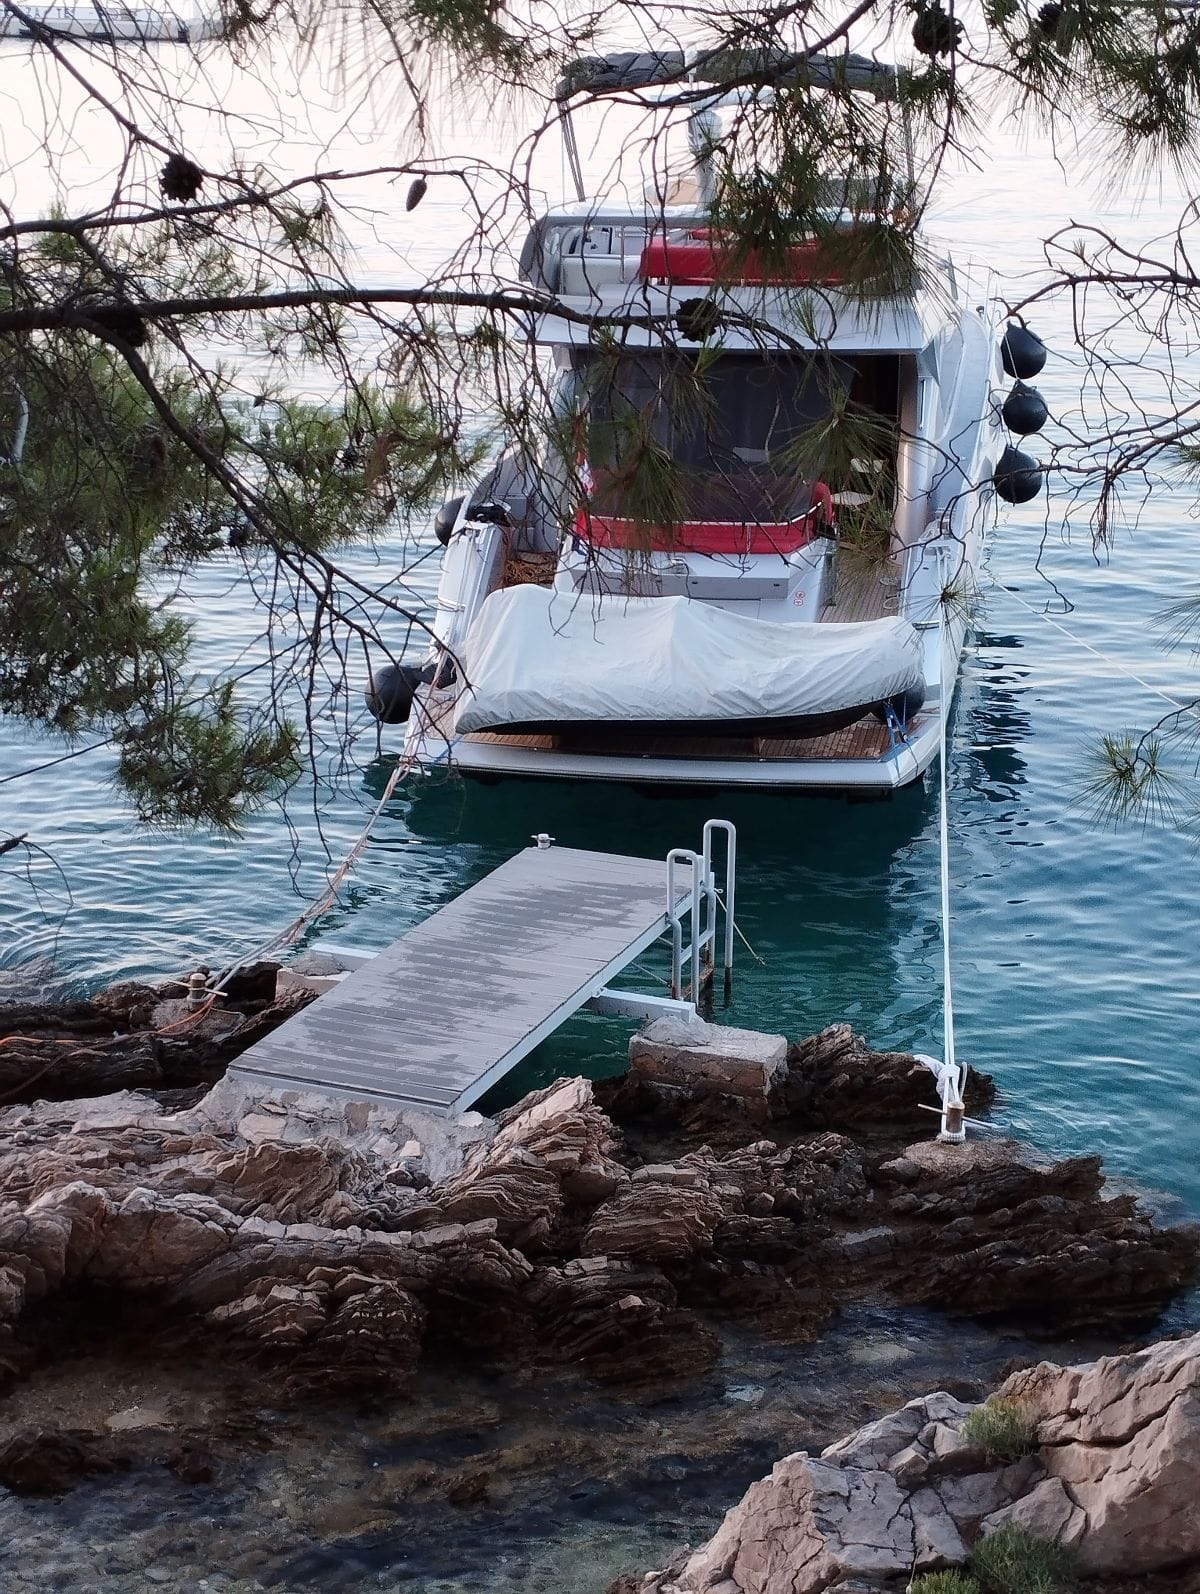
[586,818,737,1025]
[667,818,737,1003]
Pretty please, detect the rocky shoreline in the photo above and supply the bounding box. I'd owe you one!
[617,1329,1200,1593]
[0,970,1197,1589]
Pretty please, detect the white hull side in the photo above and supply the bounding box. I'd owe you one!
[409,721,939,791]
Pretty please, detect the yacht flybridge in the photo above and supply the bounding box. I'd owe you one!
[0,1,197,38]
[369,48,1050,793]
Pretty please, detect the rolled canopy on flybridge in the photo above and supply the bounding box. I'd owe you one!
[555,47,900,101]
[365,46,1052,793]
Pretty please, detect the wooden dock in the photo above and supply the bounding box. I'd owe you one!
[230,843,694,1116]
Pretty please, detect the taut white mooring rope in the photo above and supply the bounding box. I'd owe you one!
[923,594,968,1143]
[938,600,957,1086]
[210,748,416,993]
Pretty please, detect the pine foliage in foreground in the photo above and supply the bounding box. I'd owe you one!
[5,0,1200,824]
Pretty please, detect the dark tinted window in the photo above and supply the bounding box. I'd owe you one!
[580,351,853,522]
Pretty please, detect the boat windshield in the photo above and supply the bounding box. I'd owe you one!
[578,350,855,524]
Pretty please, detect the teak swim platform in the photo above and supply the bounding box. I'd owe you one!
[230,824,736,1117]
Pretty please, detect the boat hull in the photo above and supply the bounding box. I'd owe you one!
[409,715,941,792]
[474,702,899,744]
[402,538,973,793]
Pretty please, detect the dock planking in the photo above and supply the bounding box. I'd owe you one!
[230,844,691,1115]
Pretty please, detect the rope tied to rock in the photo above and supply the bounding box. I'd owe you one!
[209,748,417,993]
[0,988,228,1105]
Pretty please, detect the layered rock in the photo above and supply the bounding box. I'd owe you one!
[0,1007,1194,1412]
[999,1335,1200,1571]
[627,1333,1200,1593]
[0,964,305,1103]
[777,1024,996,1128]
[0,1067,1193,1407]
[865,1138,1199,1328]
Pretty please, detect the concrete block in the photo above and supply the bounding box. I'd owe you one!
[275,967,344,998]
[629,1017,788,1104]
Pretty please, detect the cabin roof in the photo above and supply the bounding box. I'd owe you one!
[532,279,954,355]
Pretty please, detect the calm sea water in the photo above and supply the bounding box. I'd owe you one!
[2,46,1199,1210]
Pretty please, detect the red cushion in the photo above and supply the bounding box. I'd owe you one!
[576,485,833,555]
[639,236,844,286]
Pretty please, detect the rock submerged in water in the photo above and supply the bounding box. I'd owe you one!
[619,1331,1200,1592]
[0,1426,131,1494]
[0,1020,1192,1405]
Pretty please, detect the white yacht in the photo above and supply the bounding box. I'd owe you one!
[370,48,1049,793]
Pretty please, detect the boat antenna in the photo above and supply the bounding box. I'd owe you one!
[560,105,586,202]
[687,105,720,209]
[0,382,28,468]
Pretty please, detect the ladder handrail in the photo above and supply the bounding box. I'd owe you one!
[666,846,704,1001]
[667,820,737,1003]
[702,818,737,994]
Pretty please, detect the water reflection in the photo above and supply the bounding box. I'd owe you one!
[965,629,1033,802]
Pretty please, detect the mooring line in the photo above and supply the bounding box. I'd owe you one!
[915,595,969,1143]
[712,887,766,967]
[982,573,1200,724]
[937,603,958,1089]
[209,750,416,992]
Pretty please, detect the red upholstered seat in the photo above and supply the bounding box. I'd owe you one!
[576,484,835,554]
[638,234,844,286]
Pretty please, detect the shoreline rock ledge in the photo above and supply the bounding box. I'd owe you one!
[0,1019,1194,1401]
[615,1331,1200,1594]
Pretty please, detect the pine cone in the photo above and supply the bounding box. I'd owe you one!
[1037,2,1062,36]
[160,152,204,202]
[404,177,428,213]
[911,3,963,56]
[87,302,150,347]
[676,297,722,343]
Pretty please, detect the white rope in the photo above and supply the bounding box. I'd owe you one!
[982,573,1200,725]
[919,566,1191,1138]
[937,600,957,1087]
[925,594,970,1143]
[712,887,767,966]
[210,748,416,992]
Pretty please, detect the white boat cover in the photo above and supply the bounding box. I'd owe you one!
[453,586,924,733]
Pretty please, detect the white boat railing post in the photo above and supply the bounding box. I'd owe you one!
[666,846,706,1003]
[700,828,718,990]
[560,106,586,202]
[688,850,703,1001]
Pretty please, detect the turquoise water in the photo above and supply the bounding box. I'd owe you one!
[2,58,1199,1211]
